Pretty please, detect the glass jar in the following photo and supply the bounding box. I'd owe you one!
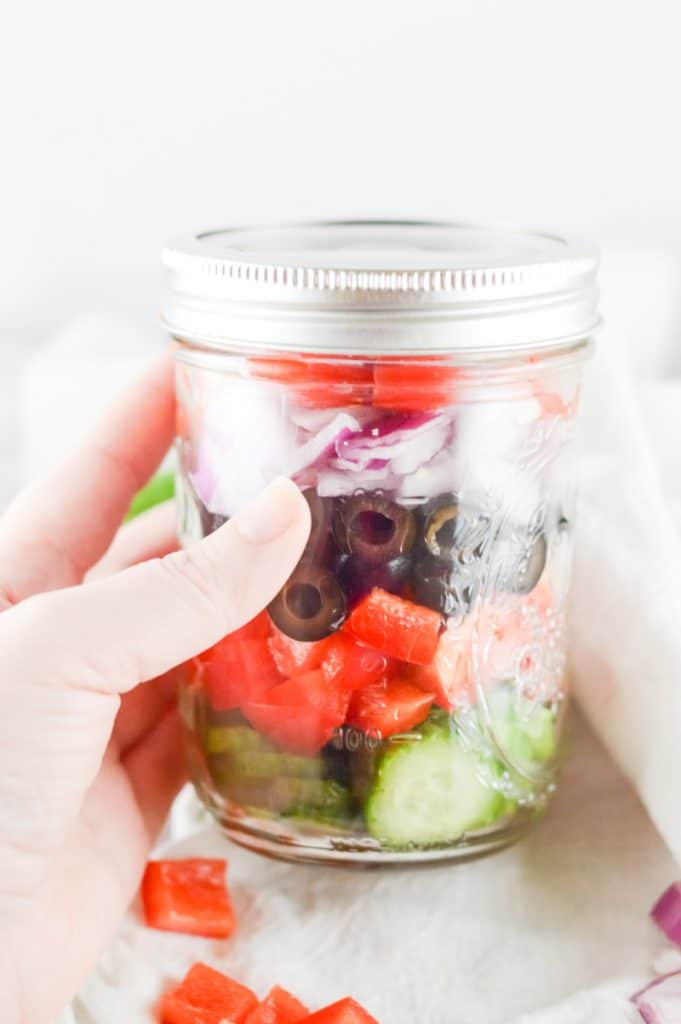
[162,222,598,865]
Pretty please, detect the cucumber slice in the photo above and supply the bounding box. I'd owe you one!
[487,691,557,767]
[230,750,324,780]
[365,728,506,847]
[210,766,350,818]
[204,725,277,756]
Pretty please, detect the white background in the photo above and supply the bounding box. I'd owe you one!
[2,0,681,332]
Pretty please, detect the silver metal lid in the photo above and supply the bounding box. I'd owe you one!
[161,221,599,356]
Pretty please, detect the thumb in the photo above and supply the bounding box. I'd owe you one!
[1,478,310,693]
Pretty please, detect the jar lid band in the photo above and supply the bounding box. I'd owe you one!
[162,221,599,355]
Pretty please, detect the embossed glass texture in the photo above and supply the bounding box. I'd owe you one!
[175,347,585,864]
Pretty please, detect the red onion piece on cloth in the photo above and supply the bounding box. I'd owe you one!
[651,884,681,947]
[632,972,681,1023]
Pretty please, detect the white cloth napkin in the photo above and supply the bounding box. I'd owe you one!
[570,339,681,866]
[41,250,681,1022]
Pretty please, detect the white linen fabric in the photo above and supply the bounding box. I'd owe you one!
[39,249,681,1022]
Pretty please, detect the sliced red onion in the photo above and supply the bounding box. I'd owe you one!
[652,884,681,947]
[632,972,681,1023]
[290,404,380,432]
[398,450,458,499]
[317,466,397,497]
[286,412,363,477]
[335,413,451,473]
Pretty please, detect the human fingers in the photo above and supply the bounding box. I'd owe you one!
[0,478,310,695]
[0,354,175,607]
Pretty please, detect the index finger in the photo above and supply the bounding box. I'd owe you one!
[0,352,175,607]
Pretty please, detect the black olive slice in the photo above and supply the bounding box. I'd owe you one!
[503,530,547,595]
[268,563,347,641]
[301,490,337,565]
[410,552,474,616]
[337,554,412,606]
[334,493,416,565]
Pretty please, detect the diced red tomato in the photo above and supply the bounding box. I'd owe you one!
[248,357,373,409]
[301,997,379,1023]
[346,677,433,739]
[231,610,272,641]
[242,669,350,754]
[320,633,389,691]
[160,963,258,1024]
[195,630,281,712]
[141,859,235,939]
[372,361,460,412]
[410,620,473,710]
[245,986,309,1024]
[473,583,557,693]
[346,588,441,666]
[268,626,332,678]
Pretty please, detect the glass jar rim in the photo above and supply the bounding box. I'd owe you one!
[162,220,599,356]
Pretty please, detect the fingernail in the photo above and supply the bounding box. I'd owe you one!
[232,478,306,545]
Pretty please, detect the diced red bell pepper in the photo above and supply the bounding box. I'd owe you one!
[372,361,460,412]
[243,669,350,755]
[301,997,379,1023]
[248,357,373,409]
[160,963,258,1024]
[141,858,235,939]
[245,986,309,1024]
[346,678,433,739]
[320,633,389,691]
[268,626,332,679]
[196,630,281,712]
[410,620,473,710]
[346,588,441,666]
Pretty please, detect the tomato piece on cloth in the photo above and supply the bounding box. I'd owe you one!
[301,997,379,1023]
[142,859,235,939]
[347,678,433,739]
[320,632,388,691]
[159,963,258,1024]
[372,361,460,412]
[243,669,350,754]
[195,629,281,712]
[245,986,309,1024]
[346,588,441,665]
[140,860,233,937]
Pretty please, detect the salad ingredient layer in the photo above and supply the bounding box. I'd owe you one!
[178,355,574,853]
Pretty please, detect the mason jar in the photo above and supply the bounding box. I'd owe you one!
[162,222,597,865]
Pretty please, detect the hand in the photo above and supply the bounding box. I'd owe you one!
[0,357,310,1023]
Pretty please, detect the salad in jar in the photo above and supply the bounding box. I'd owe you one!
[175,346,579,862]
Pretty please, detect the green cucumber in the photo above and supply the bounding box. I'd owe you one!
[204,725,277,756]
[365,726,507,848]
[229,750,324,780]
[124,471,175,521]
[210,766,350,818]
[487,691,558,768]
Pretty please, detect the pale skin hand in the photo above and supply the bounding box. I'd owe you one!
[0,357,310,1024]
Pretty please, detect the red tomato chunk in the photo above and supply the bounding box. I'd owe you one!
[142,859,235,939]
[248,357,373,409]
[246,985,309,1024]
[346,588,441,666]
[243,669,349,754]
[160,963,258,1024]
[302,997,379,1023]
[196,631,281,712]
[372,361,460,412]
[347,678,433,739]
